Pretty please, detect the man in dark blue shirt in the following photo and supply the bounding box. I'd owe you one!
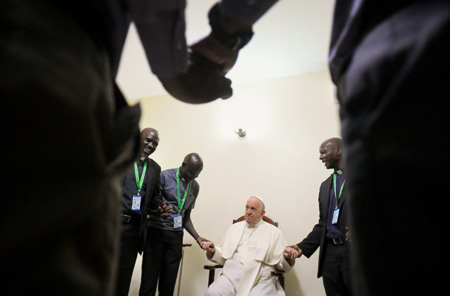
[141,153,207,296]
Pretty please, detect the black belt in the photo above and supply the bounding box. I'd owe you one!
[327,237,345,245]
[121,213,138,223]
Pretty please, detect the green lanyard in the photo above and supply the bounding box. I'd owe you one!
[134,160,147,195]
[333,172,346,208]
[176,168,190,213]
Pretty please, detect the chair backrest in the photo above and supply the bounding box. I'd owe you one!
[232,215,278,227]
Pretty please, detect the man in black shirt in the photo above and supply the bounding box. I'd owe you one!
[115,128,170,296]
[286,138,351,296]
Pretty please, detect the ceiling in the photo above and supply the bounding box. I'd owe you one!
[116,0,335,101]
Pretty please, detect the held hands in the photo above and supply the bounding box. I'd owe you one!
[158,3,253,105]
[196,237,210,246]
[158,51,232,104]
[190,34,238,76]
[283,245,302,261]
[158,52,233,104]
[190,2,252,75]
[200,240,216,258]
[156,201,173,219]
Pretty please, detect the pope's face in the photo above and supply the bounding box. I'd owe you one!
[244,198,265,226]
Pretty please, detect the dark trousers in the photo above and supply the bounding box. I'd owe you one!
[0,1,139,295]
[115,221,142,296]
[140,227,183,296]
[340,1,450,295]
[322,243,352,296]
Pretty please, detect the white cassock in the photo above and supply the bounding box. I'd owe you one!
[205,219,293,296]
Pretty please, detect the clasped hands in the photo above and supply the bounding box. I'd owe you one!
[158,5,249,104]
[200,240,216,258]
[158,35,237,105]
[283,245,302,263]
[156,201,172,218]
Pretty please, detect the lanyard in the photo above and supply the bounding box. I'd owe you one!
[176,168,190,213]
[134,160,147,195]
[333,172,345,208]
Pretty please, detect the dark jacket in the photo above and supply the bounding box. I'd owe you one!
[297,173,349,278]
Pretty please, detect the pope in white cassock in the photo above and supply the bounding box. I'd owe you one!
[200,196,297,296]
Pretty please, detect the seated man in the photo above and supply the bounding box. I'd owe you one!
[201,196,296,296]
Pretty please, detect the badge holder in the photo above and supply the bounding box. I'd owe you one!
[174,214,182,229]
[132,193,142,211]
[332,208,339,224]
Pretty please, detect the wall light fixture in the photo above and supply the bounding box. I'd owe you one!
[235,128,247,137]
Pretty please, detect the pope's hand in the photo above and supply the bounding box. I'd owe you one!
[283,245,302,260]
[201,241,215,251]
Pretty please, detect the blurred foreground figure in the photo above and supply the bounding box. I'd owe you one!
[330,1,450,295]
[0,1,277,295]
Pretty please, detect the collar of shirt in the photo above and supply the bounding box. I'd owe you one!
[246,218,264,229]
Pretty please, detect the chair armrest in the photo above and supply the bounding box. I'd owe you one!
[204,265,224,286]
[204,264,223,270]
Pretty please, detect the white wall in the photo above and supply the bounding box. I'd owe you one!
[126,70,340,296]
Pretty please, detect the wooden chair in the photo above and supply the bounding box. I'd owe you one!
[204,215,285,288]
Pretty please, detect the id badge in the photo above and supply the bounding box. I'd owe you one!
[132,194,141,211]
[332,208,340,224]
[173,215,182,229]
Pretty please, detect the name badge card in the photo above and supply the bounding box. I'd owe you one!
[132,194,141,211]
[173,215,182,229]
[332,208,340,224]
